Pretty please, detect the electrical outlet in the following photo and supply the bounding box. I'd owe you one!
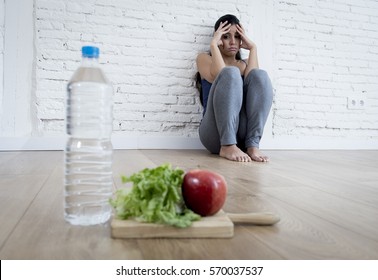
[347,95,366,110]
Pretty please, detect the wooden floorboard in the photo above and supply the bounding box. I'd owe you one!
[0,149,377,259]
[140,149,378,259]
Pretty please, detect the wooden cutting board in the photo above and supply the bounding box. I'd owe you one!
[111,210,234,239]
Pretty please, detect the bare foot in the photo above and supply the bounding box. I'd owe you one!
[219,145,252,162]
[247,147,269,162]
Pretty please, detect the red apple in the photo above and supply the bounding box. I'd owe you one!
[182,169,227,216]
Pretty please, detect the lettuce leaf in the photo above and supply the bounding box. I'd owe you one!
[110,164,201,228]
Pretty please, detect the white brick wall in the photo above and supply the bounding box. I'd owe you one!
[1,0,378,149]
[33,0,261,137]
[273,0,378,139]
[0,0,4,126]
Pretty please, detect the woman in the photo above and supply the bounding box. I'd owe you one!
[196,14,273,162]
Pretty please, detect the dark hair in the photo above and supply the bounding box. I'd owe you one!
[195,72,203,105]
[195,14,242,105]
[214,14,240,32]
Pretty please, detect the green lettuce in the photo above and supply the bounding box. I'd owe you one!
[110,164,201,228]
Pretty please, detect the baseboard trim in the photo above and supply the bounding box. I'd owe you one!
[0,136,205,151]
[0,135,377,151]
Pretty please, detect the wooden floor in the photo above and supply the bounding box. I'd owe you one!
[0,149,378,259]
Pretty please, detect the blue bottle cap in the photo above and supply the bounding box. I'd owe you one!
[82,46,100,58]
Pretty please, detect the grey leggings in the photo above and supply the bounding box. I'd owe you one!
[199,66,273,153]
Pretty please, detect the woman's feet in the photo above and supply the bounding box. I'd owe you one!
[247,146,269,162]
[219,145,269,163]
[219,145,251,162]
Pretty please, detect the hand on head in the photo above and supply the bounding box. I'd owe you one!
[212,21,231,47]
[236,24,255,51]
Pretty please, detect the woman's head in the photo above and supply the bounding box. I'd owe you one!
[214,14,242,60]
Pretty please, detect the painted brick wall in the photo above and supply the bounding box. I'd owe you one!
[34,0,262,137]
[2,0,378,148]
[273,0,378,139]
[0,0,4,122]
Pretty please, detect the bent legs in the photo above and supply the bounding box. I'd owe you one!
[239,69,273,161]
[199,67,250,162]
[199,67,273,162]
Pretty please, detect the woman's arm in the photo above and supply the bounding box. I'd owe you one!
[196,21,231,83]
[236,24,259,77]
[196,53,213,83]
[209,40,226,79]
[245,44,259,76]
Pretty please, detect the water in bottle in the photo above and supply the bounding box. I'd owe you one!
[64,46,113,225]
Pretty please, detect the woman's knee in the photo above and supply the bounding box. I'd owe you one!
[246,69,272,92]
[218,66,242,83]
[246,69,269,84]
[245,69,273,104]
[213,66,243,98]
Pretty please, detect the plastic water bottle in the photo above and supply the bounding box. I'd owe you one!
[64,46,113,225]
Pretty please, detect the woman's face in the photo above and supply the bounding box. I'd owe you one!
[219,24,241,57]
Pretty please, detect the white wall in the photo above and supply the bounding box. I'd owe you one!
[1,0,34,138]
[1,0,378,150]
[0,1,5,124]
[0,0,5,135]
[271,0,378,148]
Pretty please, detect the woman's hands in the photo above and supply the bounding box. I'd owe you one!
[236,24,256,51]
[211,21,231,47]
[212,22,256,51]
